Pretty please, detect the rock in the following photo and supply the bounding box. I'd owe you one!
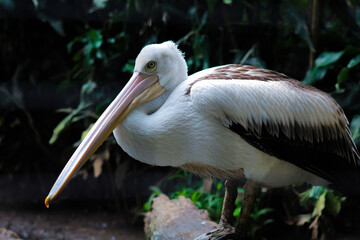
[0,228,22,240]
[144,194,219,240]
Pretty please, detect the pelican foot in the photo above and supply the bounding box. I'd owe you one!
[194,225,244,240]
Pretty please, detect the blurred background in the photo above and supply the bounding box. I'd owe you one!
[1,0,360,239]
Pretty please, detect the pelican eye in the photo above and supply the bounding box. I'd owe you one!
[145,61,157,72]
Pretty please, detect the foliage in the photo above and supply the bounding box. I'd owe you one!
[49,81,97,144]
[297,185,346,238]
[248,206,273,238]
[149,170,225,221]
[303,49,360,90]
[233,192,274,238]
[143,186,163,212]
[299,186,344,218]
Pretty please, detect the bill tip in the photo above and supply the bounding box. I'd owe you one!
[45,196,51,208]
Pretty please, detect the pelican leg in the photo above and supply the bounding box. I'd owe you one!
[212,180,257,240]
[195,180,240,240]
[219,180,240,228]
[234,179,257,238]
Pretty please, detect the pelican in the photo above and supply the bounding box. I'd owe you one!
[45,41,360,239]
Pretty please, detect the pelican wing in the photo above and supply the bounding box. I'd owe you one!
[189,64,360,194]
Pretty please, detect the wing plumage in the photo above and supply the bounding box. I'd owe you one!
[188,64,360,195]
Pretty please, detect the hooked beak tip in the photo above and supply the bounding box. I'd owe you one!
[45,196,51,208]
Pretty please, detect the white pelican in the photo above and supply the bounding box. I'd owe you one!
[45,41,360,239]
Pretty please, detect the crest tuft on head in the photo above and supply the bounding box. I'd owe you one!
[161,41,185,58]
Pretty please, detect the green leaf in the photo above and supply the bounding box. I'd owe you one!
[67,41,74,53]
[300,186,327,205]
[312,189,327,217]
[347,54,360,68]
[49,101,91,144]
[122,60,135,73]
[223,0,232,4]
[350,115,360,140]
[107,38,116,44]
[199,12,209,30]
[87,29,103,49]
[245,57,266,69]
[188,6,197,21]
[309,186,326,199]
[68,36,87,53]
[303,68,327,84]
[143,187,162,212]
[32,0,38,8]
[325,192,342,216]
[337,67,350,87]
[48,20,65,36]
[315,51,345,68]
[143,202,150,212]
[240,45,256,65]
[299,188,311,205]
[250,208,273,221]
[73,52,82,62]
[93,0,108,9]
[81,81,97,97]
[49,109,81,144]
[95,49,104,59]
[233,207,241,218]
[81,123,94,141]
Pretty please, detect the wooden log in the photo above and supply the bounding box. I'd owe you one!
[144,194,219,240]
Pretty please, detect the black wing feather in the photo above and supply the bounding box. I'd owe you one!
[229,121,360,197]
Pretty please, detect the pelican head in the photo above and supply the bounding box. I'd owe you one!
[136,41,188,91]
[45,41,186,207]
